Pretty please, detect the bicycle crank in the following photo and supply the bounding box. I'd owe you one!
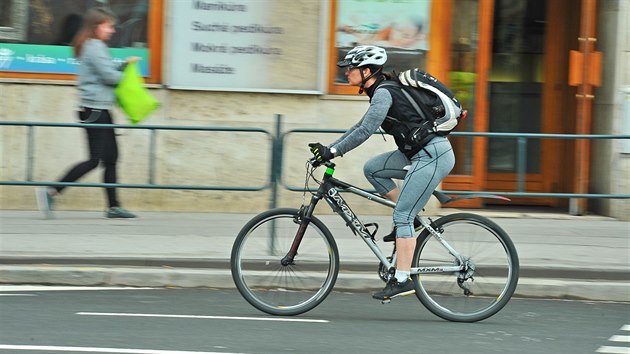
[377,256,395,282]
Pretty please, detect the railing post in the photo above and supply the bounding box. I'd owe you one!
[269,114,284,252]
[148,129,157,184]
[516,137,527,192]
[269,114,283,210]
[26,126,35,181]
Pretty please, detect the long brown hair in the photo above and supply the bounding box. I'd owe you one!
[71,7,116,58]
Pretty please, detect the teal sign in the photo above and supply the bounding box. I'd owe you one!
[0,44,149,76]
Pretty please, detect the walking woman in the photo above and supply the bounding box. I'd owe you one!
[36,7,139,219]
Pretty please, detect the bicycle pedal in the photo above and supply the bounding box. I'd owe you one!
[381,299,391,304]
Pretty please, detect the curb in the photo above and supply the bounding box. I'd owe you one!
[2,257,629,281]
[1,264,628,302]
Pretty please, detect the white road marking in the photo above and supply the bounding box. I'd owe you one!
[0,286,155,292]
[0,344,244,354]
[596,347,630,354]
[77,312,329,323]
[596,325,630,353]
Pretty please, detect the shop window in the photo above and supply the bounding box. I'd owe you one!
[449,0,479,176]
[328,0,431,95]
[0,0,28,42]
[487,0,545,173]
[0,0,162,83]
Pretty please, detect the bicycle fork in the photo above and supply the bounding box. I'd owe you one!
[280,195,320,266]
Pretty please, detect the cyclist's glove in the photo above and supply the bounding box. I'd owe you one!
[309,142,334,163]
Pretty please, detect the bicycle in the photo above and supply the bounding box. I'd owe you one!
[231,159,519,322]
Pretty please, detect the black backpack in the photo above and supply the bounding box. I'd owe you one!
[380,69,466,150]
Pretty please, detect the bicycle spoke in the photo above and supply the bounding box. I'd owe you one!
[231,209,339,316]
[413,213,519,322]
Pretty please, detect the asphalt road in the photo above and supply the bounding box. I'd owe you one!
[0,287,628,354]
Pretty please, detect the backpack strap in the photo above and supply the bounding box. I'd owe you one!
[400,87,432,124]
[379,81,434,127]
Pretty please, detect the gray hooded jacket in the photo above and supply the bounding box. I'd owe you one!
[77,39,123,109]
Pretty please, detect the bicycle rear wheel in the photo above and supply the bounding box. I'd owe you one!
[412,213,519,322]
[231,208,339,316]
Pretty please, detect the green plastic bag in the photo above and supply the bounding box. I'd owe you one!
[114,62,159,124]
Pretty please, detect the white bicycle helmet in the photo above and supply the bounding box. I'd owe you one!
[337,45,387,68]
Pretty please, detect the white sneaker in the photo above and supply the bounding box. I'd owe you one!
[35,187,55,219]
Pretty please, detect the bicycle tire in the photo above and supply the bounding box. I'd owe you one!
[412,213,519,322]
[231,208,339,316]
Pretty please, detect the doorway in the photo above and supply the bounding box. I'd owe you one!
[484,0,581,206]
[442,0,580,207]
[485,0,546,202]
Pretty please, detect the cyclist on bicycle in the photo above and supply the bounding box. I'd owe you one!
[309,45,455,301]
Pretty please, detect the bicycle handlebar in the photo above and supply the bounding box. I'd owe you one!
[309,157,335,169]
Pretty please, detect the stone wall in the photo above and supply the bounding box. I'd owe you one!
[591,0,630,220]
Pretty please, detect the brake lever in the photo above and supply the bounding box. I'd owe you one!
[309,157,322,168]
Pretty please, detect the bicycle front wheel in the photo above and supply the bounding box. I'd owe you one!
[412,213,519,322]
[231,208,339,316]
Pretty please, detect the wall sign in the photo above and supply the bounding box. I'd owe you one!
[0,43,148,75]
[168,0,322,93]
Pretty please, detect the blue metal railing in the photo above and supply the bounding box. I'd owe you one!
[443,131,630,199]
[279,126,630,200]
[1,120,273,192]
[2,117,630,211]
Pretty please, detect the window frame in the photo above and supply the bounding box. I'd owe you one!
[326,0,355,95]
[327,0,439,95]
[0,0,163,84]
[0,0,29,42]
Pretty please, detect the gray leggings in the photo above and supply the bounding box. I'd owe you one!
[363,136,455,238]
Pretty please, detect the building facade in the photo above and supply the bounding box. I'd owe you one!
[1,0,628,219]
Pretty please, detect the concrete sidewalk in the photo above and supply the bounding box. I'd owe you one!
[0,209,628,301]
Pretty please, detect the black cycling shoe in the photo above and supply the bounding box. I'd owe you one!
[382,229,397,242]
[372,278,416,300]
[382,217,422,242]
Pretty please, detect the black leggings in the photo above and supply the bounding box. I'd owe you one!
[56,108,119,208]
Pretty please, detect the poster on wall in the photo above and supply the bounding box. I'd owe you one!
[333,0,431,84]
[336,0,430,50]
[168,0,322,93]
[0,44,148,75]
[0,0,151,76]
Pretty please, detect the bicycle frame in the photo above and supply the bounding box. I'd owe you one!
[293,162,466,276]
